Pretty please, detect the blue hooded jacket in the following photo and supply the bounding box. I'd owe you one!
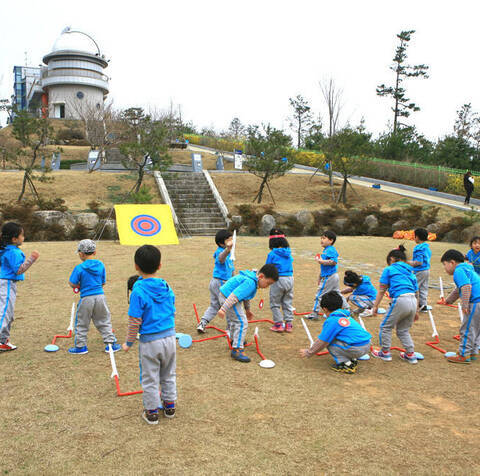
[0,244,25,281]
[212,246,234,281]
[412,242,432,272]
[128,277,176,342]
[353,275,377,300]
[318,309,372,347]
[220,270,258,302]
[69,259,106,297]
[266,248,293,276]
[379,261,418,298]
[453,262,480,303]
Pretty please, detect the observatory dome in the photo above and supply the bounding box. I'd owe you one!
[51,29,101,55]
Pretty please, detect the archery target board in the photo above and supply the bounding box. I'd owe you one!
[115,205,179,245]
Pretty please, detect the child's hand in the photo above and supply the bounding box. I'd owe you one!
[122,343,130,352]
[225,238,233,249]
[246,310,254,320]
[31,251,40,260]
[299,348,309,358]
[414,312,420,322]
[315,254,321,263]
[437,297,446,305]
[217,309,226,319]
[371,306,378,315]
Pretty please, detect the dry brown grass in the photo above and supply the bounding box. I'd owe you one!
[211,173,462,220]
[1,236,479,474]
[0,171,161,211]
[169,148,236,170]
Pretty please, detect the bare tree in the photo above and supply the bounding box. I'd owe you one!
[288,95,312,148]
[69,99,120,172]
[319,78,343,138]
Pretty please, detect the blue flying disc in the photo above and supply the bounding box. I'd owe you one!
[44,344,59,352]
[444,351,457,358]
[175,333,185,339]
[377,307,387,314]
[178,334,193,349]
[415,352,424,360]
[358,354,370,361]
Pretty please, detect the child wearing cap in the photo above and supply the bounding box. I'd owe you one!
[67,239,119,354]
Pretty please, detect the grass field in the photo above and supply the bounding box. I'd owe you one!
[1,236,479,475]
[0,171,160,211]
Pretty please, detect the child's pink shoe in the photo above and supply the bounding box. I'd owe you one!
[285,322,293,333]
[270,322,284,333]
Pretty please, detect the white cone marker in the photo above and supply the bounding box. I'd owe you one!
[427,310,439,338]
[458,302,464,323]
[230,229,237,262]
[108,344,119,378]
[439,276,444,299]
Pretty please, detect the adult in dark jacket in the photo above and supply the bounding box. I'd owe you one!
[464,171,474,205]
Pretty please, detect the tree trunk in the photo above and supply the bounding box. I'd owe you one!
[18,171,28,202]
[135,166,144,193]
[253,175,268,204]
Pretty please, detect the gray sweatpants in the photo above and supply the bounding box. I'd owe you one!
[0,279,17,344]
[328,340,371,364]
[201,278,225,324]
[270,276,294,323]
[415,270,429,307]
[139,336,177,410]
[74,294,115,347]
[348,294,374,313]
[219,293,247,349]
[379,293,417,353]
[458,302,480,357]
[313,273,348,312]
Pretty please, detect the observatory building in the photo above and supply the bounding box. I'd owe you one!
[12,27,109,119]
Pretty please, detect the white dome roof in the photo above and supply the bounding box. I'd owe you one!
[51,29,101,55]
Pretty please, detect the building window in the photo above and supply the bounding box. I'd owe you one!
[76,91,84,99]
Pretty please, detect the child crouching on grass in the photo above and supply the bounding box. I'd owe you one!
[217,264,279,362]
[0,222,39,352]
[122,245,177,425]
[299,291,371,374]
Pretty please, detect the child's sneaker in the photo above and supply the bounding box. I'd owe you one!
[104,343,121,353]
[68,345,88,355]
[270,322,284,333]
[196,320,207,333]
[371,349,392,361]
[162,401,176,418]
[231,348,251,363]
[470,354,478,361]
[306,311,320,321]
[142,409,159,425]
[447,354,471,364]
[330,361,356,374]
[350,358,358,369]
[0,340,17,351]
[285,322,293,333]
[359,309,373,318]
[399,351,418,364]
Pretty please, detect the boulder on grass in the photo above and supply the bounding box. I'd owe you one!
[260,214,276,235]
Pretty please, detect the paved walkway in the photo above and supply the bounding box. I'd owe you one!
[188,144,480,213]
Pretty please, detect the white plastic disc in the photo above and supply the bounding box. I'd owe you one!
[259,359,275,368]
[377,307,387,314]
[358,354,370,361]
[444,351,457,358]
[414,352,424,360]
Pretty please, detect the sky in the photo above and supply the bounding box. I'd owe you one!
[1,0,479,141]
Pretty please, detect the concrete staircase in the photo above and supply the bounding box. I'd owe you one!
[161,171,227,235]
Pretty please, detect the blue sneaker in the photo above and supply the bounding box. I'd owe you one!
[104,343,121,353]
[68,346,88,355]
[371,349,392,361]
[231,348,251,363]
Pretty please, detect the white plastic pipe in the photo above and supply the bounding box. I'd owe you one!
[358,315,367,331]
[439,277,444,298]
[108,344,119,378]
[301,318,314,346]
[254,326,259,337]
[231,229,237,261]
[67,302,75,331]
[428,310,439,338]
[458,302,464,323]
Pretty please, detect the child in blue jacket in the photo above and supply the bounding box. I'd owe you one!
[266,228,294,333]
[441,249,480,364]
[299,291,371,374]
[217,264,278,362]
[466,236,480,276]
[409,228,432,312]
[341,270,377,317]
[0,222,39,351]
[197,230,234,333]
